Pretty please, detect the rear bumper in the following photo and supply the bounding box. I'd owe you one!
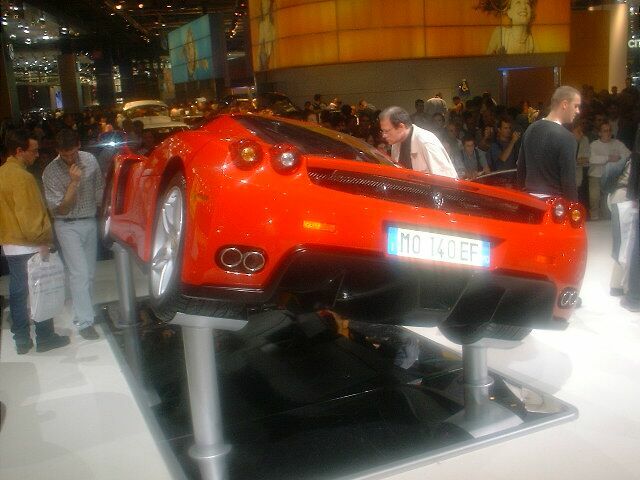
[181,247,571,330]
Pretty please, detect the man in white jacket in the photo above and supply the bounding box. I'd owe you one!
[589,121,630,220]
[380,106,458,178]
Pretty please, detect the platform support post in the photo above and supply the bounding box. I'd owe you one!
[112,243,142,379]
[172,313,247,480]
[446,339,524,438]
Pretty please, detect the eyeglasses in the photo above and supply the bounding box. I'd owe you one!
[380,127,395,135]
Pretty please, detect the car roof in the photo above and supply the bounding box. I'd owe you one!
[123,100,168,110]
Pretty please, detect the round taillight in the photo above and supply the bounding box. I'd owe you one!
[230,139,263,169]
[552,200,567,223]
[570,207,583,226]
[270,143,301,174]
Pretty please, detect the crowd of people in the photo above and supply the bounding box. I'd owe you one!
[2,79,640,354]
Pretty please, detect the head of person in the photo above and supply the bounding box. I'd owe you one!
[496,117,513,142]
[598,121,612,143]
[462,133,476,156]
[313,93,322,103]
[55,129,81,166]
[379,106,413,145]
[414,99,425,113]
[550,86,581,124]
[5,129,39,166]
[446,120,459,139]
[607,102,620,120]
[132,120,144,137]
[507,0,536,31]
[304,101,312,111]
[432,112,445,129]
[141,130,156,149]
[592,112,606,131]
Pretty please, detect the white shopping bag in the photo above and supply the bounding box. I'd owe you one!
[27,252,65,322]
[618,200,639,267]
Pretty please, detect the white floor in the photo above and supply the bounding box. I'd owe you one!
[1,220,639,480]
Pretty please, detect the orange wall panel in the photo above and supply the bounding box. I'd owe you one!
[425,26,494,58]
[249,0,571,71]
[339,28,426,62]
[336,0,424,29]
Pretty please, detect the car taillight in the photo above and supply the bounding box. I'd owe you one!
[270,143,301,174]
[551,199,567,223]
[568,202,585,227]
[551,199,584,228]
[230,138,263,169]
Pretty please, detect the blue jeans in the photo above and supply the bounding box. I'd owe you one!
[626,221,640,305]
[54,219,97,329]
[6,254,54,345]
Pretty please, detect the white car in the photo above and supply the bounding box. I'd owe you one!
[122,100,189,135]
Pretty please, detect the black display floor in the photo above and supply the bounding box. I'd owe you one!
[100,300,577,480]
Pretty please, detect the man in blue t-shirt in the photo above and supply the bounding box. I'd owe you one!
[488,116,520,171]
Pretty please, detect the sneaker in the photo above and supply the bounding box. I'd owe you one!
[36,334,70,353]
[621,297,640,313]
[16,339,34,355]
[79,325,99,340]
[610,287,625,297]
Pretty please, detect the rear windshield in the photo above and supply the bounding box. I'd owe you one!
[236,115,394,166]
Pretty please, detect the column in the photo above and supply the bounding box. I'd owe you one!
[58,53,82,113]
[0,28,20,123]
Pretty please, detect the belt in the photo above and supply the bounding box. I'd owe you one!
[58,216,95,222]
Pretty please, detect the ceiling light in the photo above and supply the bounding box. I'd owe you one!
[42,35,49,39]
[138,3,144,8]
[9,34,16,38]
[115,4,122,9]
[1,20,6,26]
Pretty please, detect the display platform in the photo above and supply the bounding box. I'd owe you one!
[99,298,577,480]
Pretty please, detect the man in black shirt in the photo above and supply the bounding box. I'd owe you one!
[517,86,581,200]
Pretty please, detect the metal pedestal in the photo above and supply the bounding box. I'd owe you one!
[112,243,143,379]
[446,338,524,438]
[172,312,247,480]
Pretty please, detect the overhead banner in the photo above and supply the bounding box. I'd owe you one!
[249,0,570,71]
[168,14,227,84]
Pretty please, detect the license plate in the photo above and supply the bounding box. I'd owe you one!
[387,226,490,267]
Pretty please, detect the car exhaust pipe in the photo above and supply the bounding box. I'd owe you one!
[243,251,266,273]
[558,288,579,308]
[219,247,243,269]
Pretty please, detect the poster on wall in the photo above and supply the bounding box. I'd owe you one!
[168,14,226,84]
[248,0,570,71]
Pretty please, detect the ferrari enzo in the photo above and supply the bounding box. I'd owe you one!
[103,114,587,342]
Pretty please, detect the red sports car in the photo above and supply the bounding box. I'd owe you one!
[103,114,586,342]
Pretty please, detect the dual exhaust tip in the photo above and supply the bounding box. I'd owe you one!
[219,246,266,273]
[558,288,579,308]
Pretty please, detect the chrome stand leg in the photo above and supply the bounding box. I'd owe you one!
[172,313,247,480]
[446,339,524,438]
[112,243,142,379]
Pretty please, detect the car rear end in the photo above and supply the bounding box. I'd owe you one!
[183,115,586,331]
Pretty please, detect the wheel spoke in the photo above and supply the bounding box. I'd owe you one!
[151,183,184,299]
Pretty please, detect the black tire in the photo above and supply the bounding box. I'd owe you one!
[149,171,246,323]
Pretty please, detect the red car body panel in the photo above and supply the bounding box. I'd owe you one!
[107,114,587,325]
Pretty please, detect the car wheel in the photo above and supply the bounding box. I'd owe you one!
[149,172,247,323]
[149,172,186,321]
